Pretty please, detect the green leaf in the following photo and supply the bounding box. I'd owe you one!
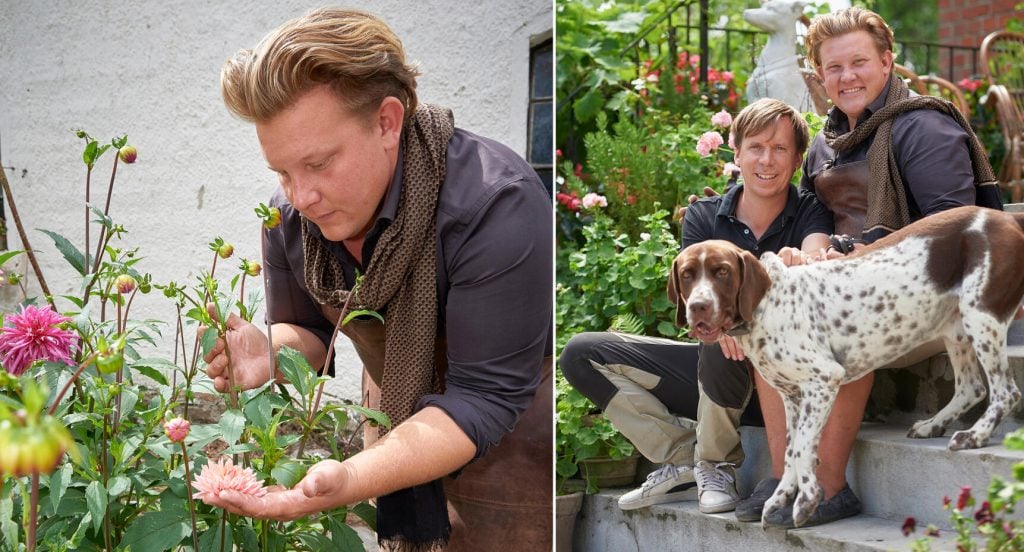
[597,10,648,33]
[50,462,72,512]
[130,361,170,386]
[573,89,604,123]
[342,309,384,326]
[0,484,18,549]
[200,327,218,358]
[86,480,107,535]
[107,475,131,498]
[271,459,308,488]
[88,204,113,231]
[657,321,679,337]
[0,250,24,268]
[276,346,313,397]
[120,508,191,552]
[297,532,335,549]
[351,501,377,532]
[38,229,86,275]
[328,517,367,551]
[219,408,246,446]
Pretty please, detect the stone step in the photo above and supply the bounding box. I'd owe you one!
[573,491,965,552]
[734,424,1024,527]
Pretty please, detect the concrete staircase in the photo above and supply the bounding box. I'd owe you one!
[569,326,1024,551]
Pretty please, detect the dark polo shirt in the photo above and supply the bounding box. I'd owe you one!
[680,183,833,410]
[263,127,553,457]
[682,183,833,256]
[800,80,976,219]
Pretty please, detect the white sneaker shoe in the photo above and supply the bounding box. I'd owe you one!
[694,461,740,514]
[617,464,698,510]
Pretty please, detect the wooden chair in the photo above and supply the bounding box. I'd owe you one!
[980,30,1024,202]
[919,74,971,118]
[893,63,927,95]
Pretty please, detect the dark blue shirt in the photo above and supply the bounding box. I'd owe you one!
[264,128,552,457]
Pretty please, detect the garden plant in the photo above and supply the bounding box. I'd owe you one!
[0,131,387,551]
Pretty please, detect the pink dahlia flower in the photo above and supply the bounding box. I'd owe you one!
[192,457,268,501]
[0,305,77,375]
[164,417,191,443]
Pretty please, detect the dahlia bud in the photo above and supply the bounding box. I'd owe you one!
[255,203,282,229]
[217,244,234,259]
[263,207,282,229]
[0,416,73,477]
[241,260,261,277]
[164,417,191,443]
[118,145,138,164]
[114,274,136,295]
[96,350,123,375]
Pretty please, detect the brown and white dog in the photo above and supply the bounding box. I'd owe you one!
[668,205,1024,527]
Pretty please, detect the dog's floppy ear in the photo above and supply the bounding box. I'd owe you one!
[667,253,687,327]
[737,249,771,324]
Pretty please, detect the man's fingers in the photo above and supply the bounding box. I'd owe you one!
[702,186,717,198]
[223,311,247,331]
[206,302,221,323]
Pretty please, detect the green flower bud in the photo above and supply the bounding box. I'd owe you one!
[217,244,234,259]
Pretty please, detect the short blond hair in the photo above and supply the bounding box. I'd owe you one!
[805,7,894,70]
[221,7,420,122]
[731,98,809,156]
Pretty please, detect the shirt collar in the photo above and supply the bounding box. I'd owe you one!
[716,183,801,222]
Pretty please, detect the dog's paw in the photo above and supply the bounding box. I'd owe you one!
[949,430,987,450]
[793,486,823,527]
[908,420,945,439]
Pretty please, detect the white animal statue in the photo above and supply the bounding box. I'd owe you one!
[744,0,815,113]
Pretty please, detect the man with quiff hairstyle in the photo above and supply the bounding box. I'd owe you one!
[203,8,553,551]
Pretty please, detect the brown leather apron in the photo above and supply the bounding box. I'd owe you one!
[333,309,553,551]
[809,162,944,366]
[812,159,870,238]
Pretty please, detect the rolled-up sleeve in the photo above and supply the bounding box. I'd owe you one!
[415,177,552,458]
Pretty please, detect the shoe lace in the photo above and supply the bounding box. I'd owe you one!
[695,461,735,492]
[642,464,682,490]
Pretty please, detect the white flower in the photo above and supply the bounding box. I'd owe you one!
[640,232,651,242]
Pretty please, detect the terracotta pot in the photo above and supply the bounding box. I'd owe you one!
[555,491,584,552]
[579,452,640,488]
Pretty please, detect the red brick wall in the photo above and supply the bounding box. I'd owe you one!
[938,0,1021,81]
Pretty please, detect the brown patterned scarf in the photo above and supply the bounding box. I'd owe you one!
[301,103,455,551]
[825,72,1000,241]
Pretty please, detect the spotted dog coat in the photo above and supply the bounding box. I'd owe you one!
[669,205,1024,527]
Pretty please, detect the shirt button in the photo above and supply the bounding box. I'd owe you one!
[743,229,750,234]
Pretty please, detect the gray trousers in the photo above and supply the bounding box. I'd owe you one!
[560,332,762,467]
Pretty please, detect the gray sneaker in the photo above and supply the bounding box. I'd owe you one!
[762,483,863,528]
[618,464,698,510]
[735,477,780,522]
[694,461,740,514]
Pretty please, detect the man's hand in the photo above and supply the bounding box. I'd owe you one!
[718,334,745,361]
[200,459,352,520]
[677,187,720,225]
[202,303,275,392]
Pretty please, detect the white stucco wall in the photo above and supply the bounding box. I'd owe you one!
[0,1,551,402]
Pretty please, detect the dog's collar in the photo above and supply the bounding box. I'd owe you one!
[725,322,750,337]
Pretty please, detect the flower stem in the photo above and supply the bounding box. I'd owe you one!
[180,442,200,552]
[27,473,38,552]
[49,352,100,415]
[0,164,52,305]
[90,155,119,275]
[297,291,353,457]
[260,231,275,389]
[84,165,91,276]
